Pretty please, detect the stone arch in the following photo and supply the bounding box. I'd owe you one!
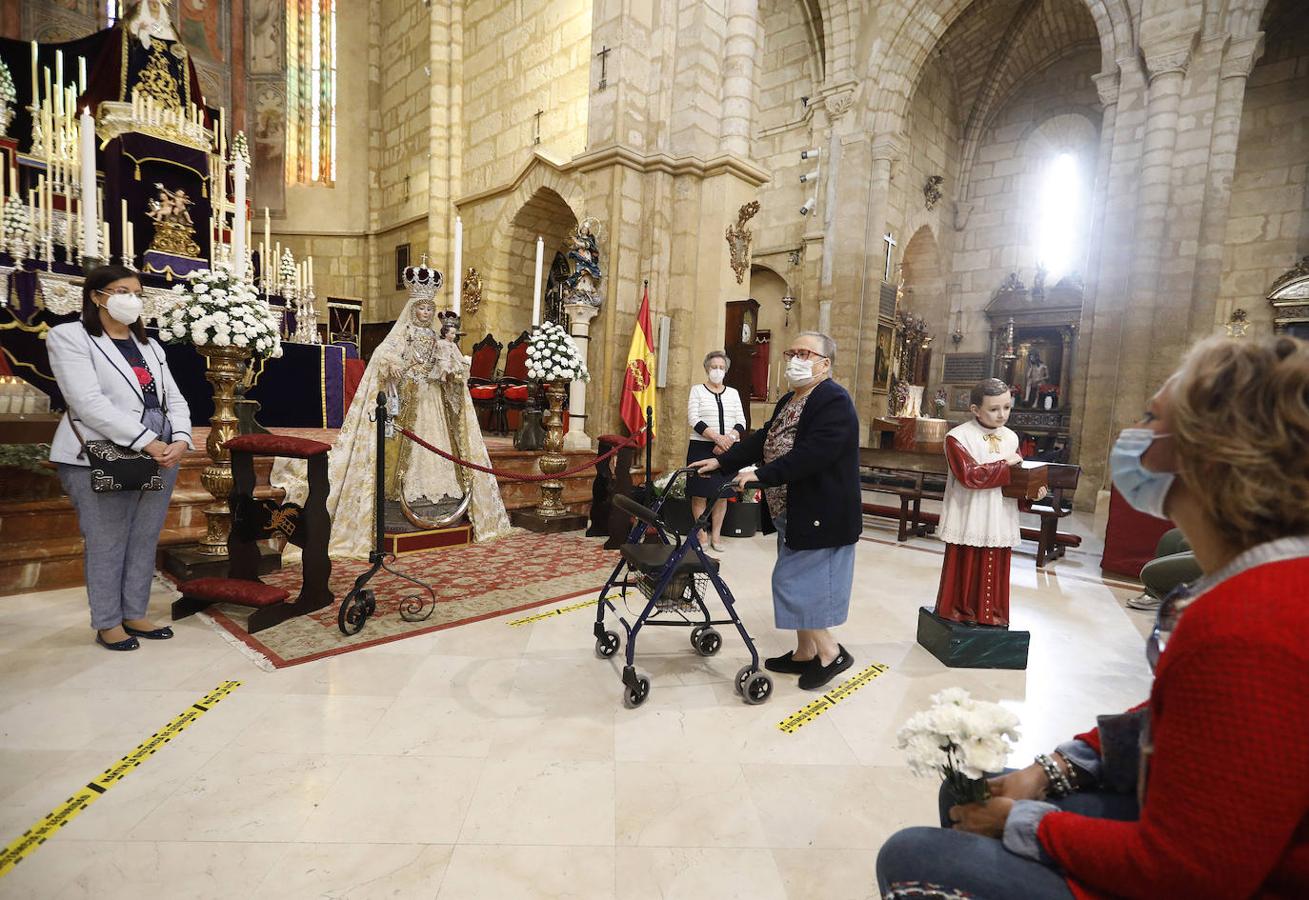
[901,225,949,338]
[477,179,582,347]
[1019,111,1101,278]
[859,0,1128,138]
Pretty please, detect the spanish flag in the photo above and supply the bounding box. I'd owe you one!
[620,282,656,446]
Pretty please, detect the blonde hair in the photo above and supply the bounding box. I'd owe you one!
[1169,335,1309,551]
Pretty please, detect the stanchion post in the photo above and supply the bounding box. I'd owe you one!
[645,405,653,489]
[374,391,386,557]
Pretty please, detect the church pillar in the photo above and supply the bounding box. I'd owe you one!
[1114,32,1197,441]
[564,302,599,450]
[1187,33,1264,342]
[720,0,760,158]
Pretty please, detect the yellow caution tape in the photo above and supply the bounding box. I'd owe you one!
[0,681,242,879]
[506,596,598,627]
[776,663,888,734]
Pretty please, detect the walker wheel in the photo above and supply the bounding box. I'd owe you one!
[595,630,621,659]
[337,589,372,636]
[689,624,708,648]
[734,665,755,695]
[623,674,651,708]
[742,672,773,705]
[693,627,722,657]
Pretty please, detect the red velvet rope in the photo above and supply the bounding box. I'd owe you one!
[399,427,646,482]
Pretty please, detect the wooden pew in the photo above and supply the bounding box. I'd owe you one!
[859,446,1082,567]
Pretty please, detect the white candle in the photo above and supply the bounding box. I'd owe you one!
[29,42,37,108]
[231,155,247,278]
[78,56,87,94]
[263,207,271,259]
[54,51,63,119]
[452,215,463,315]
[307,255,313,287]
[532,235,544,326]
[79,107,97,256]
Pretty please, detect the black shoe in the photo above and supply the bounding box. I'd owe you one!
[764,650,815,675]
[798,645,854,690]
[124,624,174,640]
[96,632,140,652]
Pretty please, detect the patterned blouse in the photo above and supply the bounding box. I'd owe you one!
[761,391,811,521]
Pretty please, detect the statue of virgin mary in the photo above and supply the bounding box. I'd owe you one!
[272,271,511,559]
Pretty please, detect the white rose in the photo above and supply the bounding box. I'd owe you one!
[194,283,208,293]
[235,334,250,347]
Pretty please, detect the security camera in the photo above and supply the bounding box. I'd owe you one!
[800,196,816,216]
[800,148,821,160]
[799,169,819,183]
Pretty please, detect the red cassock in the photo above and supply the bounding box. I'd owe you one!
[934,437,1013,627]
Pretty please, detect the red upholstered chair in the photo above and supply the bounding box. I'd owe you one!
[172,433,334,633]
[493,330,532,434]
[467,333,503,430]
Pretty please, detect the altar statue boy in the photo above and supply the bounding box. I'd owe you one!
[933,377,1033,627]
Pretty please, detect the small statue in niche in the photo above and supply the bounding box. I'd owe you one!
[561,219,604,308]
[1024,350,1049,407]
[145,183,200,257]
[1032,264,1047,298]
[998,272,1025,294]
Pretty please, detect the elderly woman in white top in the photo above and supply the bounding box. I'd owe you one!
[685,350,748,550]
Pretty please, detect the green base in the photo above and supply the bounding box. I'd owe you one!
[916,606,1030,670]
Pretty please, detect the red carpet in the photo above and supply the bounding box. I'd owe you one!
[197,530,617,669]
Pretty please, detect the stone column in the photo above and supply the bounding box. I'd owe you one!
[850,136,903,431]
[720,0,760,157]
[1187,34,1265,341]
[1115,33,1197,428]
[564,302,600,450]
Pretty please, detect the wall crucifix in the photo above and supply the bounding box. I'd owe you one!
[596,45,611,90]
[533,109,544,145]
[882,232,897,283]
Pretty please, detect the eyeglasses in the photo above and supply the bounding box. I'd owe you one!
[1145,583,1194,672]
[95,288,139,296]
[782,349,828,361]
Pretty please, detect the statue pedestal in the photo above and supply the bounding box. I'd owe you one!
[563,303,599,451]
[915,607,1029,670]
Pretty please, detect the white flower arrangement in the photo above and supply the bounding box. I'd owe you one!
[157,264,283,359]
[652,469,687,500]
[279,247,296,288]
[525,320,589,382]
[897,688,1021,803]
[3,196,32,255]
[0,58,16,115]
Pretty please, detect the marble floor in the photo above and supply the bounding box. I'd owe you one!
[0,499,1154,899]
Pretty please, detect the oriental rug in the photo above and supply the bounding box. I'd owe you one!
[194,530,617,669]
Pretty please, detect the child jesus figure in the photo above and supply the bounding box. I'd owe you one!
[934,377,1041,627]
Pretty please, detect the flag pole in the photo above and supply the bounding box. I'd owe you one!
[643,280,652,489]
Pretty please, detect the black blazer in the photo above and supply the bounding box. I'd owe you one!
[719,377,862,551]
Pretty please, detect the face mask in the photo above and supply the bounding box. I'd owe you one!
[1110,428,1176,519]
[104,292,144,326]
[707,368,726,385]
[785,357,815,386]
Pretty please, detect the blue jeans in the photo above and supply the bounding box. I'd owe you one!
[875,775,1139,899]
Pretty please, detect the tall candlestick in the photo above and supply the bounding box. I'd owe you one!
[452,215,463,315]
[120,198,128,263]
[231,155,248,278]
[532,235,544,326]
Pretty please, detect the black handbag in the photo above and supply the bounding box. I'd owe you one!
[68,417,164,493]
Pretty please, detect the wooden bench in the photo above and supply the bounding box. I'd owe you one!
[859,446,1082,568]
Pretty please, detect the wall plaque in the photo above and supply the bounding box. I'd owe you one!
[943,353,989,384]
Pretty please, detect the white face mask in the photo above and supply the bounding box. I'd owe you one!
[707,368,726,385]
[785,357,815,386]
[104,292,145,326]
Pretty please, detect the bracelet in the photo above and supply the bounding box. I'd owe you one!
[1035,753,1074,798]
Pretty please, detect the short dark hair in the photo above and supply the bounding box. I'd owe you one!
[81,265,147,343]
[970,377,1011,407]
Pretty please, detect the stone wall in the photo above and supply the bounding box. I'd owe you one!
[1217,16,1309,332]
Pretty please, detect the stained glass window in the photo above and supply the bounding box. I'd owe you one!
[286,0,336,185]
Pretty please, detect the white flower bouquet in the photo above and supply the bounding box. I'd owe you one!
[526,320,589,382]
[3,196,32,257]
[157,264,284,359]
[897,688,1021,803]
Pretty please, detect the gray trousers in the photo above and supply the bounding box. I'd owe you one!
[58,463,179,631]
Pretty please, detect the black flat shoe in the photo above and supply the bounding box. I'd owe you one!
[124,625,174,640]
[798,645,854,690]
[96,632,140,652]
[764,650,816,675]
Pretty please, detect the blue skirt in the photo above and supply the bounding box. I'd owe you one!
[771,515,856,629]
[685,440,729,499]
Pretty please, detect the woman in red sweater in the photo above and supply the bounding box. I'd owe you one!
[877,335,1309,899]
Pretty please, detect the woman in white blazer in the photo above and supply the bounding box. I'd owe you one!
[685,350,747,551]
[47,265,193,651]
